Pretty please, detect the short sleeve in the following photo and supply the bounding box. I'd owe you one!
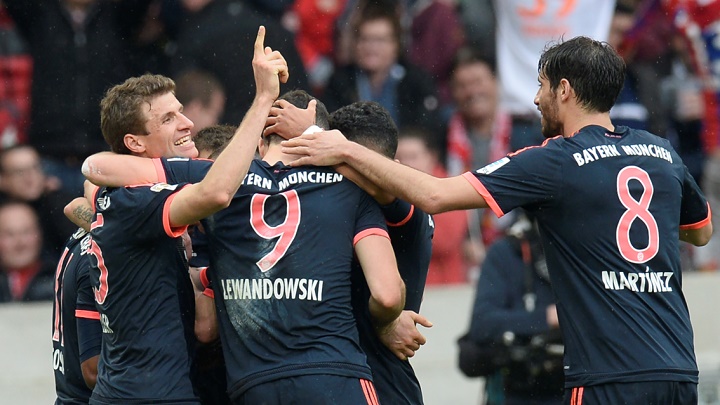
[680,168,711,229]
[464,145,564,217]
[161,157,212,184]
[353,192,389,245]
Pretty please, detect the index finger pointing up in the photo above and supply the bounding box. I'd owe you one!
[254,26,266,57]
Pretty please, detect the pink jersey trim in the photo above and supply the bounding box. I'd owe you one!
[386,205,415,227]
[152,158,166,183]
[90,186,100,214]
[75,310,100,320]
[508,135,559,157]
[162,184,192,237]
[202,288,215,299]
[353,228,390,246]
[199,267,210,289]
[680,202,712,230]
[461,172,505,217]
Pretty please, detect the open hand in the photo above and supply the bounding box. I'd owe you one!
[376,310,433,361]
[264,99,318,140]
[280,129,349,167]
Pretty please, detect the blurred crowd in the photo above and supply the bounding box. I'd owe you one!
[1,0,719,303]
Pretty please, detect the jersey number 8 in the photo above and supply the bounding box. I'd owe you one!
[615,166,659,264]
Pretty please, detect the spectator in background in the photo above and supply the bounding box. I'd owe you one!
[395,128,479,285]
[323,2,442,136]
[615,0,676,138]
[285,0,347,93]
[0,201,55,302]
[457,0,495,59]
[446,47,511,247]
[244,0,293,20]
[174,69,226,137]
[172,0,308,127]
[608,4,649,131]
[404,0,466,108]
[667,0,720,271]
[0,145,77,260]
[493,0,615,151]
[0,2,31,149]
[2,0,155,196]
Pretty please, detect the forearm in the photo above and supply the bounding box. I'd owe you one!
[82,152,160,187]
[368,285,405,331]
[340,142,484,214]
[64,197,94,231]
[195,293,218,343]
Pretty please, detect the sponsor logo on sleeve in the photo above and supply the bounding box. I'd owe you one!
[150,183,179,192]
[476,157,510,175]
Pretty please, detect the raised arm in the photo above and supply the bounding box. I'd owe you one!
[282,131,488,214]
[168,26,288,227]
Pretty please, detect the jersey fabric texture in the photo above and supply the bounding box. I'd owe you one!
[52,228,101,405]
[88,184,199,404]
[350,198,434,404]
[160,157,388,402]
[462,125,710,388]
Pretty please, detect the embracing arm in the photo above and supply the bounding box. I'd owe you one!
[283,132,488,214]
[83,152,161,187]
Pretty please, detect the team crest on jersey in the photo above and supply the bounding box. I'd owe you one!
[150,183,179,192]
[476,157,510,175]
[97,195,111,210]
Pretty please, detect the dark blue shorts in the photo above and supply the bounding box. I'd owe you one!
[564,381,697,405]
[234,375,379,405]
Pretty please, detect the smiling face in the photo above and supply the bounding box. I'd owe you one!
[451,61,497,122]
[136,92,198,158]
[534,73,562,138]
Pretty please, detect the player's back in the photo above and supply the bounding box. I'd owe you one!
[52,229,98,405]
[88,185,198,403]
[161,158,387,400]
[494,125,705,386]
[351,199,434,404]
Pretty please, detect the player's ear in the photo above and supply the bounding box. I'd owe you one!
[124,134,146,154]
[257,137,267,158]
[559,78,572,101]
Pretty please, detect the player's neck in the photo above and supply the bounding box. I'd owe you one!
[261,145,297,166]
[562,110,614,137]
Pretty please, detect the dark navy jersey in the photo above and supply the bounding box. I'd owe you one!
[463,125,711,388]
[88,184,199,404]
[161,157,388,400]
[52,228,101,405]
[351,198,434,405]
